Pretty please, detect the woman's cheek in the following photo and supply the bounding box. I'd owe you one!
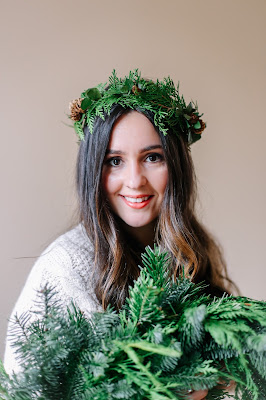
[102,170,122,196]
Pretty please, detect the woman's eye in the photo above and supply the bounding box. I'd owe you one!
[107,157,121,167]
[146,153,164,163]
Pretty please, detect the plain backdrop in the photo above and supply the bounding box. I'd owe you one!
[0,0,265,359]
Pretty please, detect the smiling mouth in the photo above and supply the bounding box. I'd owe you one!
[120,195,153,209]
[123,195,151,203]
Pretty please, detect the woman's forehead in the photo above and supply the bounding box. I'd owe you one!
[108,111,162,151]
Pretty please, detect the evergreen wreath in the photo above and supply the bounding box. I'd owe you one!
[1,247,265,400]
[69,69,206,145]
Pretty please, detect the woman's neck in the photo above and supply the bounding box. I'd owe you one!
[120,220,157,248]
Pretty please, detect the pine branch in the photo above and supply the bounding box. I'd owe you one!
[1,246,266,399]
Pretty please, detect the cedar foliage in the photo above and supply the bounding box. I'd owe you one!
[1,246,265,399]
[71,69,205,145]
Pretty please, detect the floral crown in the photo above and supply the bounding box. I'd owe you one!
[69,69,206,145]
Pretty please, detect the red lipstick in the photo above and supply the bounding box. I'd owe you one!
[120,195,153,209]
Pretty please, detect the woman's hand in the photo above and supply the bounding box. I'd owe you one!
[185,381,235,399]
[187,389,208,400]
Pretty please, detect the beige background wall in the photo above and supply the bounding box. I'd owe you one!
[1,0,265,358]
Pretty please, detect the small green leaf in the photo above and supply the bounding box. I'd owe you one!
[187,132,193,145]
[190,133,201,144]
[128,341,182,358]
[81,97,92,110]
[83,88,102,101]
[122,78,134,92]
[120,84,129,93]
[74,121,84,140]
[186,102,194,114]
[193,121,201,129]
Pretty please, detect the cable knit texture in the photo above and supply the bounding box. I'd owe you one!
[4,224,102,374]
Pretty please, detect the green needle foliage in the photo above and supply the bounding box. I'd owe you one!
[1,246,265,400]
[70,69,206,145]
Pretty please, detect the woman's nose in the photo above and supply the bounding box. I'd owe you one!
[125,162,147,189]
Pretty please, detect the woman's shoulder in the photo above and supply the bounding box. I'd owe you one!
[40,224,93,268]
[43,223,93,259]
[11,224,99,318]
[29,224,93,282]
[4,224,100,375]
[31,224,96,295]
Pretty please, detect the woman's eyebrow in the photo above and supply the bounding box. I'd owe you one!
[106,149,124,155]
[140,145,163,153]
[106,145,163,155]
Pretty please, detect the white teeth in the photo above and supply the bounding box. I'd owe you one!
[124,196,150,203]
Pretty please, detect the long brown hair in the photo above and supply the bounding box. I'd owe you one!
[76,105,233,310]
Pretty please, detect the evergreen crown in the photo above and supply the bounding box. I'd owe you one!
[69,69,206,145]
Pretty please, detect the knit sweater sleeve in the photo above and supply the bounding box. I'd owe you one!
[4,225,101,375]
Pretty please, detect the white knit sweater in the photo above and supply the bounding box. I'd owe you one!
[4,224,102,374]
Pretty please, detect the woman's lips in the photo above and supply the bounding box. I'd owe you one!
[120,195,153,209]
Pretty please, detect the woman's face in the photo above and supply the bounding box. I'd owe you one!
[102,111,168,231]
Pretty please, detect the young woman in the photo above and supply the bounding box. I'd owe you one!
[4,70,232,399]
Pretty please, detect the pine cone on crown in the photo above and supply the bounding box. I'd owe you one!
[69,98,85,121]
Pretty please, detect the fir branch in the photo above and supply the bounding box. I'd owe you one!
[1,246,266,399]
